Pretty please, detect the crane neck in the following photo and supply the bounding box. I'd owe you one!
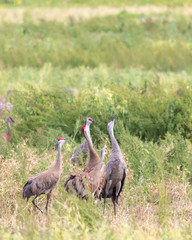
[85,123,93,146]
[55,144,63,169]
[100,150,105,163]
[108,124,121,154]
[6,120,11,134]
[83,124,100,171]
[84,125,94,151]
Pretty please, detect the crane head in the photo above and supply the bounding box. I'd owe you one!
[81,117,97,136]
[85,117,97,126]
[107,114,116,129]
[104,147,108,156]
[6,116,15,123]
[56,137,70,147]
[101,147,108,158]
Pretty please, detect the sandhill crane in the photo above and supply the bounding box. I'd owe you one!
[82,123,106,198]
[23,137,70,215]
[70,117,96,165]
[1,116,15,142]
[85,147,107,200]
[0,90,14,115]
[102,115,127,216]
[64,117,98,195]
[82,119,101,173]
[64,120,106,201]
[64,146,107,200]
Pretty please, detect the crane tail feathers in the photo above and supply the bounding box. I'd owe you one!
[64,175,76,192]
[64,174,87,199]
[116,169,126,204]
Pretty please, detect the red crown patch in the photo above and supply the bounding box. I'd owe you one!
[58,137,64,141]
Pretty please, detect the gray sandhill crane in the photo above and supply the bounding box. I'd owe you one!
[70,117,96,165]
[1,116,15,142]
[64,120,106,200]
[102,115,127,216]
[0,90,14,115]
[23,137,70,215]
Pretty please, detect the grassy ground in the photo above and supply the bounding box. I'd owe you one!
[0,12,192,71]
[2,0,192,7]
[0,3,192,240]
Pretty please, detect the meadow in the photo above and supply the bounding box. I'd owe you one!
[0,1,192,240]
[2,0,192,7]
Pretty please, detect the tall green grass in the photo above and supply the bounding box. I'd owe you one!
[1,66,192,184]
[2,0,192,7]
[0,5,192,240]
[1,66,192,144]
[0,12,192,71]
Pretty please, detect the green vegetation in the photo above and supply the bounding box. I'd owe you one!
[0,3,192,240]
[1,13,192,71]
[2,0,192,7]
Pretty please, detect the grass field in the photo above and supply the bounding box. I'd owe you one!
[0,1,192,240]
[2,0,192,7]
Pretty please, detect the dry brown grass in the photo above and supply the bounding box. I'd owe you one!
[0,6,192,24]
[0,144,191,239]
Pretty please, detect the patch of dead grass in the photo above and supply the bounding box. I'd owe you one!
[108,179,192,233]
[0,6,192,24]
[0,144,191,238]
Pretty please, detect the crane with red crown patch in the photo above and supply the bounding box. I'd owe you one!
[70,117,97,166]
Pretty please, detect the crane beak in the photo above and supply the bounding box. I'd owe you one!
[92,120,98,123]
[11,119,15,123]
[112,114,117,121]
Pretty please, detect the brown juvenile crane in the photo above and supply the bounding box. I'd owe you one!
[23,137,70,215]
[64,146,107,200]
[85,147,107,201]
[82,120,101,173]
[102,115,127,216]
[1,116,15,142]
[81,123,107,200]
[70,117,96,165]
[64,117,99,196]
[64,119,106,200]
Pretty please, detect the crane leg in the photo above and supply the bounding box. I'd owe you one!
[113,197,117,216]
[112,195,118,216]
[45,192,52,215]
[103,197,106,214]
[113,181,121,216]
[103,180,112,215]
[32,196,44,214]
